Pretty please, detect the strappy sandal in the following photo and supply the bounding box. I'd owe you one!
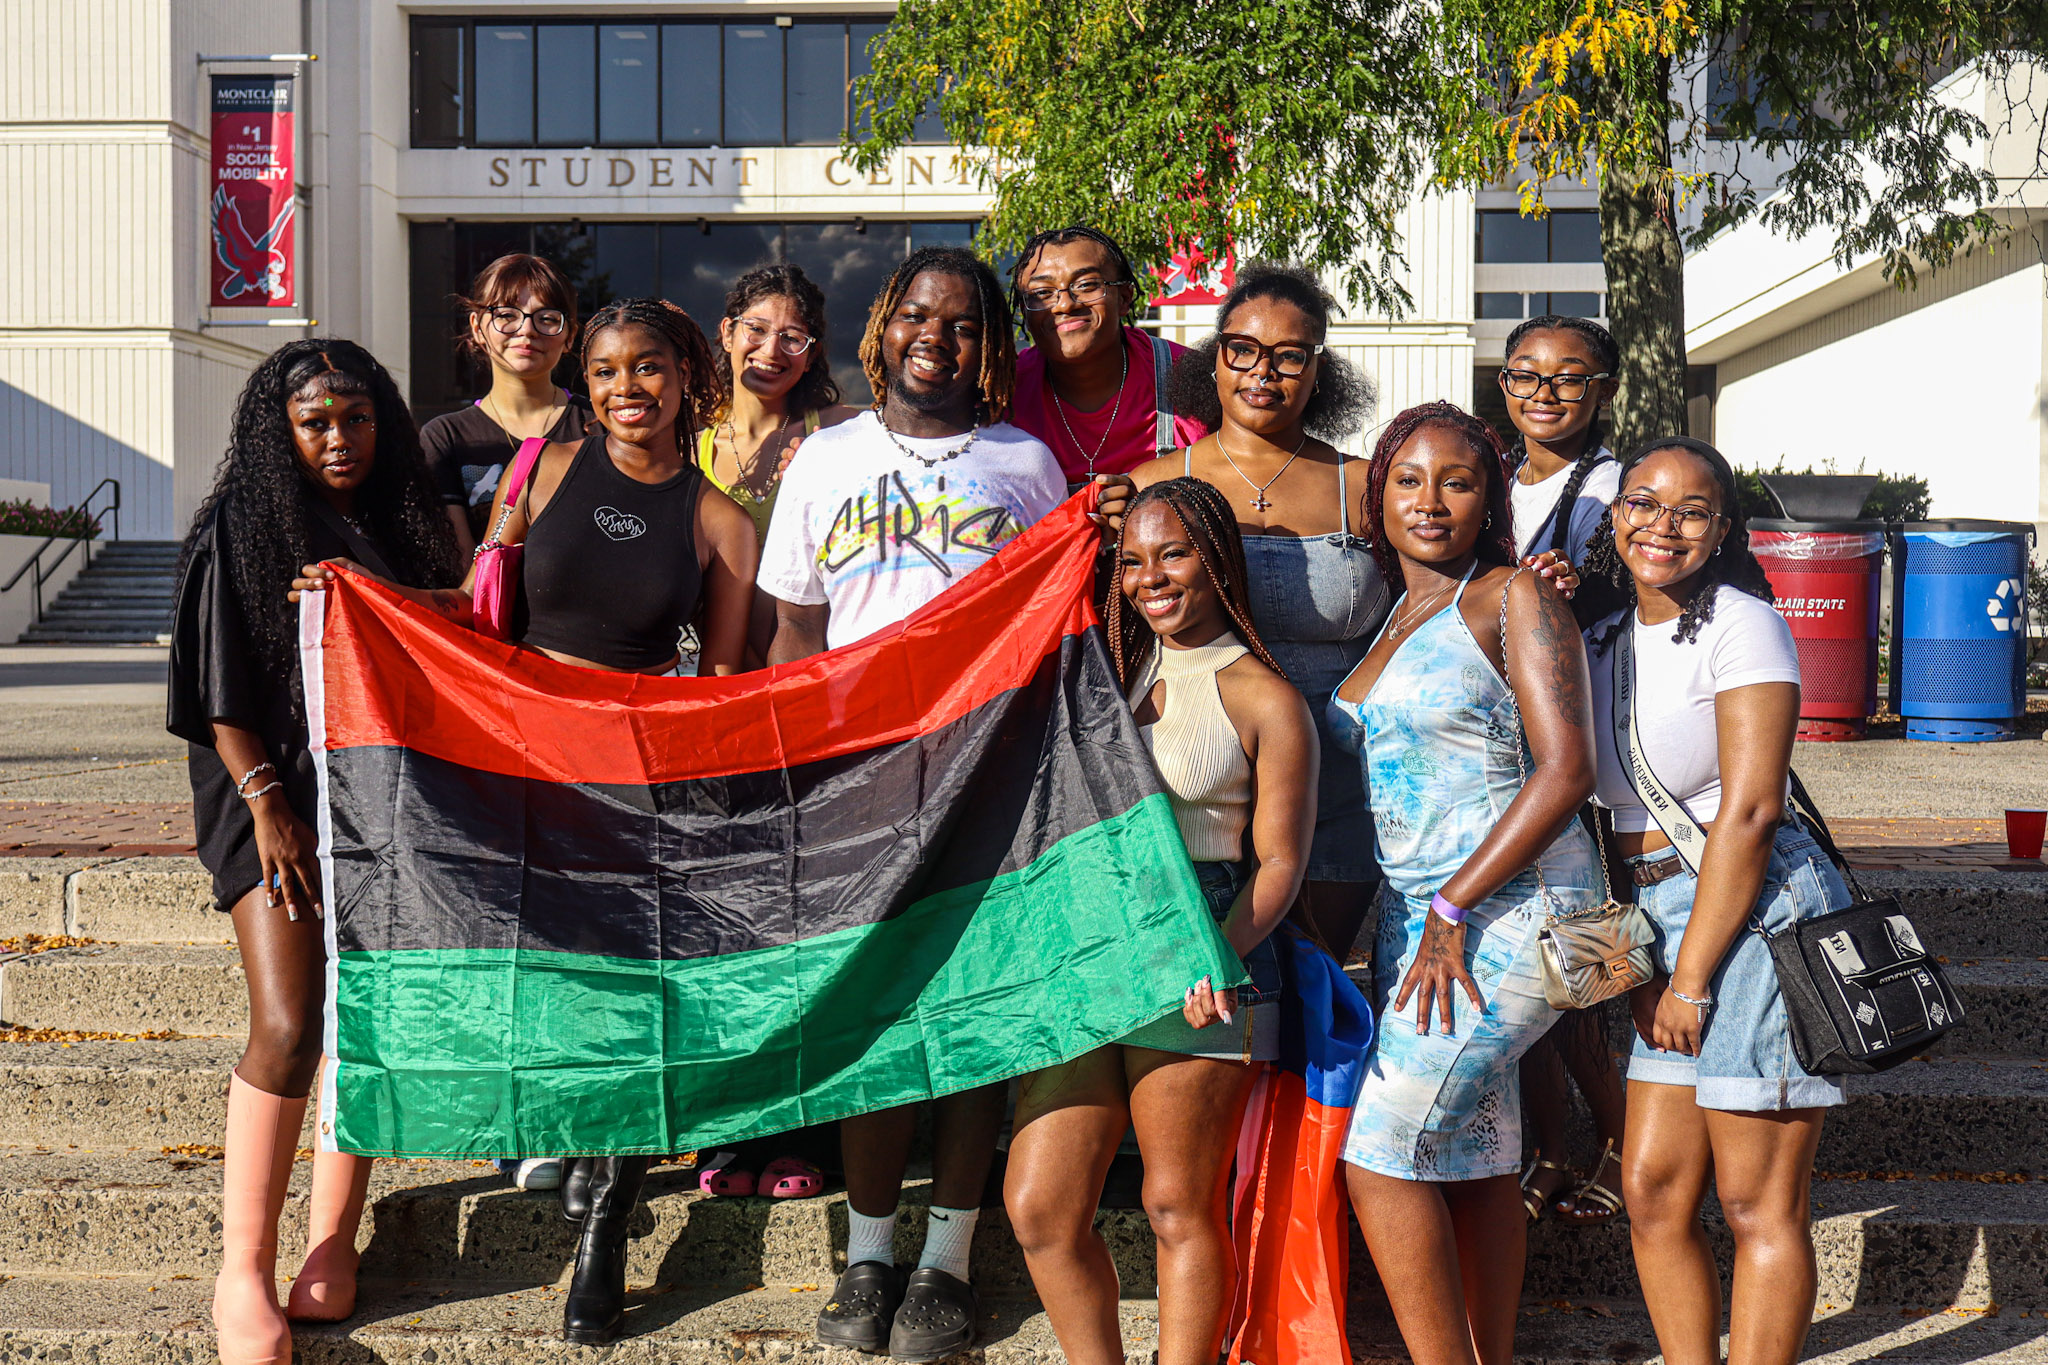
[1520,1153,1574,1223]
[1558,1138,1625,1224]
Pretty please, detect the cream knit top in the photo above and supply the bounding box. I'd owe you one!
[1129,634,1254,862]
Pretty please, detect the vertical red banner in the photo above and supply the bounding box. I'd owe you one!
[209,75,296,307]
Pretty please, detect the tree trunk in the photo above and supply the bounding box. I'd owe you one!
[1598,56,1689,452]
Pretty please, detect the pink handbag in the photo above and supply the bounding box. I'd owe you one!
[468,436,546,640]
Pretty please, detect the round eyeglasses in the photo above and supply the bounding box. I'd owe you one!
[1019,277,1130,312]
[1499,368,1611,402]
[1617,494,1724,540]
[735,317,816,356]
[1217,333,1324,378]
[488,306,568,337]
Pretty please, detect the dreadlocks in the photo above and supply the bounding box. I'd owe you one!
[1501,315,1620,560]
[858,246,1017,422]
[183,338,458,717]
[1582,436,1778,654]
[1009,225,1140,321]
[1363,401,1518,587]
[712,262,840,421]
[1106,477,1287,692]
[581,297,723,435]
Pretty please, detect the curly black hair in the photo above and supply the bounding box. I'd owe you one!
[1500,314,1620,560]
[859,246,1017,423]
[183,338,459,714]
[713,263,841,420]
[1582,436,1778,653]
[1165,261,1374,441]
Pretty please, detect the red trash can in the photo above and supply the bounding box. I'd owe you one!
[1750,518,1885,741]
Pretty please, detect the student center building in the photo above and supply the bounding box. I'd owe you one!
[5,4,2046,540]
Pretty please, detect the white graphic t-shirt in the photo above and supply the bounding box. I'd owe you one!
[757,410,1067,649]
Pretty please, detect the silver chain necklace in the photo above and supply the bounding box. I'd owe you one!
[1385,578,1460,640]
[1216,427,1309,512]
[879,415,980,468]
[1049,347,1127,476]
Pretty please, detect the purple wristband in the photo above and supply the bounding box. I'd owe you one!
[1429,892,1468,925]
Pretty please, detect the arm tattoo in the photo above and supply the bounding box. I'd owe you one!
[423,589,471,623]
[1524,578,1589,731]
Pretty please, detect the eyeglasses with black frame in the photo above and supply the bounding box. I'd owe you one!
[1018,277,1131,312]
[487,306,569,337]
[733,316,816,357]
[1616,494,1725,540]
[1217,333,1325,378]
[1498,368,1612,402]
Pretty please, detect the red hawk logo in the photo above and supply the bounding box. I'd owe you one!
[211,186,294,302]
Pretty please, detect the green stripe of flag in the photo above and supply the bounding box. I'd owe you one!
[330,794,1247,1158]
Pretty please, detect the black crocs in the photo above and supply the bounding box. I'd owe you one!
[816,1260,905,1353]
[888,1267,978,1363]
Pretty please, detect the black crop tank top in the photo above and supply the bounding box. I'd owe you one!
[516,431,705,670]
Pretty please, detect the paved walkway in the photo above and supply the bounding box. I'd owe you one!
[1,802,2039,869]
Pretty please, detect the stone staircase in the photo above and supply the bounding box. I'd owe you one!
[2,859,2045,1362]
[20,539,181,644]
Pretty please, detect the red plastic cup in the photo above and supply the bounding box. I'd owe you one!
[2006,809,2047,859]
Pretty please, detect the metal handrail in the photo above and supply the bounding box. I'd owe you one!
[0,479,123,626]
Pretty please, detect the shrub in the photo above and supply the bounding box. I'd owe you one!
[0,500,102,540]
[1733,459,1931,522]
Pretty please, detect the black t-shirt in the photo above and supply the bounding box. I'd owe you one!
[419,395,594,538]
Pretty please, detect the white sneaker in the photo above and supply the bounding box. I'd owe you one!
[512,1157,563,1191]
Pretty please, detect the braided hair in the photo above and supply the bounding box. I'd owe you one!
[712,262,841,421]
[1107,477,1287,691]
[1009,225,1140,320]
[581,297,723,435]
[1362,401,1518,587]
[183,339,459,717]
[859,246,1017,422]
[1501,315,1620,559]
[1582,436,1778,653]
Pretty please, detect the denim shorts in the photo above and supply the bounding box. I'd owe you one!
[1119,861,1281,1062]
[1627,822,1850,1111]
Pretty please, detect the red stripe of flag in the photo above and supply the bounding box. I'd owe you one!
[317,488,1103,786]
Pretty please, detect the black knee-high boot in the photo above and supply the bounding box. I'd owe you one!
[558,1157,595,1223]
[562,1155,650,1344]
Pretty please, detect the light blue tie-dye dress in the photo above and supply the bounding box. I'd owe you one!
[1327,566,1601,1181]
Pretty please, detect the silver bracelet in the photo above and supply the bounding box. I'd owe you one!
[238,780,284,801]
[1669,986,1714,1010]
[235,761,277,795]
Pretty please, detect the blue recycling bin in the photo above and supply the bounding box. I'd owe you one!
[1888,520,2036,741]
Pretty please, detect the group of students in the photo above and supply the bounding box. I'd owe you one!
[172,225,1852,1365]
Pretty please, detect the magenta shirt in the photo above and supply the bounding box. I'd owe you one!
[1014,326,1212,481]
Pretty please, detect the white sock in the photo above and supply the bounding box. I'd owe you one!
[916,1205,979,1282]
[846,1206,899,1268]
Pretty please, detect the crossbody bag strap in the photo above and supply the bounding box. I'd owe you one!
[480,436,547,552]
[1613,624,1712,875]
[1149,331,1175,454]
[1786,768,1871,900]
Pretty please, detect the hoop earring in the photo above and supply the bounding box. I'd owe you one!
[1713,545,1723,556]
[1485,512,1493,529]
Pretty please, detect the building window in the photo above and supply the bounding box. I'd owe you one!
[1474,292,1606,321]
[409,219,980,416]
[1475,210,1603,265]
[410,16,945,149]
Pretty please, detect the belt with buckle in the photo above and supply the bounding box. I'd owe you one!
[1630,848,1687,887]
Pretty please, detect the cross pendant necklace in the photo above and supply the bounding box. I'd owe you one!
[1217,428,1309,512]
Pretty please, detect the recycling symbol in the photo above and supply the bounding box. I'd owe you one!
[1987,577,2024,632]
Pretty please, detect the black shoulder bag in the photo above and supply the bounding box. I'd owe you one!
[1615,627,1963,1075]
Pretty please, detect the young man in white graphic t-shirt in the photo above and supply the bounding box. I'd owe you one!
[758,247,1129,1361]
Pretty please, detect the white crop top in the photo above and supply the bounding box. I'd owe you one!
[1588,586,1801,833]
[1129,635,1253,862]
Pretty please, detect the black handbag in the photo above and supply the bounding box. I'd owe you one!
[1758,774,1964,1075]
[1615,631,1962,1076]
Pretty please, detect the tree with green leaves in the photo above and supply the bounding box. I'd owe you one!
[850,1,2048,451]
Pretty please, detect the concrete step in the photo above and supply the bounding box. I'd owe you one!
[0,857,226,942]
[20,625,173,644]
[1,944,249,1034]
[2,1146,2042,1311]
[7,936,2041,1055]
[0,1273,2038,1365]
[31,606,174,622]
